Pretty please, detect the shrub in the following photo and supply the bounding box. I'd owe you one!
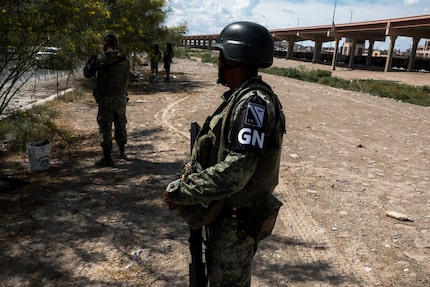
[201,52,217,63]
[264,66,430,106]
[0,105,72,153]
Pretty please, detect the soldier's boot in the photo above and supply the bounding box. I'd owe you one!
[96,148,114,167]
[119,145,127,160]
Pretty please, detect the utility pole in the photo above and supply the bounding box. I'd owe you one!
[349,9,355,23]
[331,1,337,31]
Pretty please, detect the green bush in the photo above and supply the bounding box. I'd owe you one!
[201,52,217,63]
[317,76,351,89]
[174,47,192,59]
[0,105,72,153]
[176,47,217,63]
[264,66,430,106]
[57,87,86,103]
[304,69,332,82]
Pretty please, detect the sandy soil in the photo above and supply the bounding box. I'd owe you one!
[1,57,429,287]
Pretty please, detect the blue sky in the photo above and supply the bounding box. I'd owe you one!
[165,0,430,50]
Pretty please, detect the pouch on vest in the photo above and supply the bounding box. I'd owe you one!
[245,192,283,241]
[175,199,225,230]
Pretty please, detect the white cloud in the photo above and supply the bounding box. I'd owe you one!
[253,1,337,28]
[165,0,255,34]
[165,0,430,50]
[404,0,421,4]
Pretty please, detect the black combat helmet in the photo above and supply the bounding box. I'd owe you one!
[212,21,274,68]
[104,34,118,49]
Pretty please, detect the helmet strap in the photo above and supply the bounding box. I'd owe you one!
[217,65,227,86]
[217,54,240,86]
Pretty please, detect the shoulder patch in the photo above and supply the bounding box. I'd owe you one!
[245,102,265,128]
[229,93,269,153]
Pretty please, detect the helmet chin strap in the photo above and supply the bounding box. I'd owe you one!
[217,66,227,86]
[217,62,239,86]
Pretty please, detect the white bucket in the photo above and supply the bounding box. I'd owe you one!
[26,141,51,171]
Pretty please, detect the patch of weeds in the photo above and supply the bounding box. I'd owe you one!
[264,66,430,106]
[0,104,74,153]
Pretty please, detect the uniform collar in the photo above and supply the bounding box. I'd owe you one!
[221,75,262,102]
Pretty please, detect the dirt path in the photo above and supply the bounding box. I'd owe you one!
[1,58,429,286]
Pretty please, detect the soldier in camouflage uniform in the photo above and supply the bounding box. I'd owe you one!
[162,43,173,82]
[164,22,285,286]
[84,34,130,167]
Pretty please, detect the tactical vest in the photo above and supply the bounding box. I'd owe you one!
[96,51,130,105]
[191,77,285,209]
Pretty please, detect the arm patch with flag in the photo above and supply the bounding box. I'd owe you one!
[230,93,269,153]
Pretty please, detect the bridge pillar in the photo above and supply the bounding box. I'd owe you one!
[366,40,374,66]
[348,38,357,69]
[407,36,420,72]
[312,39,323,63]
[385,35,397,72]
[331,37,340,70]
[287,40,295,59]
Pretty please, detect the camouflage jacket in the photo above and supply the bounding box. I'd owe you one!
[84,51,130,106]
[166,76,286,209]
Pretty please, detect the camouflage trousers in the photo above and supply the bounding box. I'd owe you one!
[207,218,256,287]
[97,102,127,151]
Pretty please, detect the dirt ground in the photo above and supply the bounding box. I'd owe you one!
[1,57,429,287]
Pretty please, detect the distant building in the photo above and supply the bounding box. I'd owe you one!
[416,39,430,59]
[342,38,365,56]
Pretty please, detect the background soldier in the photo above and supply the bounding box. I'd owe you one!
[84,34,130,167]
[150,44,162,81]
[164,22,286,286]
[162,43,173,82]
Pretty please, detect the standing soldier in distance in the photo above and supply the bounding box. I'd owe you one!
[164,22,286,286]
[163,43,174,82]
[84,34,130,167]
[150,44,162,81]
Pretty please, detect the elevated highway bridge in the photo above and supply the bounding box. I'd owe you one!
[181,14,430,73]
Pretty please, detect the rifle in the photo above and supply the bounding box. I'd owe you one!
[188,121,207,287]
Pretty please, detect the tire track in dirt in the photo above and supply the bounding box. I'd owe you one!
[271,183,380,287]
[148,59,430,286]
[154,74,379,286]
[154,94,192,140]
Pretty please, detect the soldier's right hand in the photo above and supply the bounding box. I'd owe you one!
[163,191,177,210]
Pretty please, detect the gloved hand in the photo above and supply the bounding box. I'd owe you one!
[84,55,98,78]
[163,191,177,210]
[164,179,181,210]
[181,160,202,180]
[181,162,193,180]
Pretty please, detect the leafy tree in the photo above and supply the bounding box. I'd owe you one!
[0,0,107,115]
[0,0,186,116]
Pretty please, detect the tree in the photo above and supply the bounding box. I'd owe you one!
[0,0,186,116]
[0,0,107,115]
